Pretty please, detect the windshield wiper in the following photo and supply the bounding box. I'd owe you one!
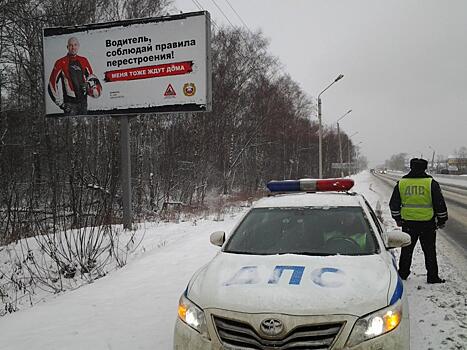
[225,251,337,256]
[225,250,264,255]
[289,252,336,256]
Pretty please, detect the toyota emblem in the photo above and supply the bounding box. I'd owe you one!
[260,318,284,336]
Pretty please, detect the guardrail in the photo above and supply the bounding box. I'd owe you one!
[372,171,467,210]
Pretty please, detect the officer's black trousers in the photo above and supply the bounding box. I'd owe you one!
[398,226,439,280]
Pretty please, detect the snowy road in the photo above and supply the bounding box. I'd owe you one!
[0,171,466,350]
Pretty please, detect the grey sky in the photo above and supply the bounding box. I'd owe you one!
[176,0,467,166]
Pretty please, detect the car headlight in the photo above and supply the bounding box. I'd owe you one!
[178,293,208,335]
[346,299,403,347]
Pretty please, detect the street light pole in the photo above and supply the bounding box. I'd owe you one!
[348,131,358,176]
[429,145,436,173]
[318,74,344,179]
[336,109,352,177]
[355,141,363,174]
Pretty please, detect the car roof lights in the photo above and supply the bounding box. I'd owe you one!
[267,178,354,192]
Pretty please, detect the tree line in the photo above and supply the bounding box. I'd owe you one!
[0,0,359,244]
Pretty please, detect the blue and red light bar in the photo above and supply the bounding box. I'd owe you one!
[267,178,354,192]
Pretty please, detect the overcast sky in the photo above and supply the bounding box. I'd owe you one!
[175,0,467,166]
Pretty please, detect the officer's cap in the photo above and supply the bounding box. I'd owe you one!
[410,158,428,171]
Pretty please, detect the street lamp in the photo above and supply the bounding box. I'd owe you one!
[348,131,358,176]
[355,141,363,173]
[318,74,344,178]
[336,109,352,177]
[428,146,436,173]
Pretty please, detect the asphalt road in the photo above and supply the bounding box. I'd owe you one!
[372,172,467,255]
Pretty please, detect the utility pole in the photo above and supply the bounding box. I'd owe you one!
[317,74,344,178]
[429,146,435,173]
[120,116,132,230]
[348,131,358,176]
[336,109,352,177]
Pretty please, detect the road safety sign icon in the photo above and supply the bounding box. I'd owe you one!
[164,84,176,97]
[183,83,196,96]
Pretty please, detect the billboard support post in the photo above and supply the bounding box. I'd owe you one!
[120,116,132,229]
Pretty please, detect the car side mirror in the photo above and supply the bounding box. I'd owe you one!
[210,231,225,247]
[386,230,411,249]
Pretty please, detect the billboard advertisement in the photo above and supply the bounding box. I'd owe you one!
[43,11,211,117]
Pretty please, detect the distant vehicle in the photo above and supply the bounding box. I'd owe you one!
[447,165,459,173]
[174,178,411,350]
[439,169,449,174]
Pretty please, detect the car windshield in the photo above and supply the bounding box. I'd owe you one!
[224,206,379,256]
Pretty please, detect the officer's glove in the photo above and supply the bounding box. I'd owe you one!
[437,221,446,229]
[395,219,403,227]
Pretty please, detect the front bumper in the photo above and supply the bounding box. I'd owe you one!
[173,308,410,350]
[174,317,215,350]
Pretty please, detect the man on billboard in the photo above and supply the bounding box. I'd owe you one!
[48,37,102,116]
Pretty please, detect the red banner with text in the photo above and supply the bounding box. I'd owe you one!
[104,61,193,82]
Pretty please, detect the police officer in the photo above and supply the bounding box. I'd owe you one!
[389,158,448,284]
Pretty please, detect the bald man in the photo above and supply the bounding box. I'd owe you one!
[48,37,95,115]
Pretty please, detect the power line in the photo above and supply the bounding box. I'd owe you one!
[191,0,204,11]
[191,0,220,31]
[194,0,267,82]
[193,0,288,90]
[218,0,316,115]
[190,1,315,153]
[223,0,253,35]
[208,0,279,72]
[208,0,236,29]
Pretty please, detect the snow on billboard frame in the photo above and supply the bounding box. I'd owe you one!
[43,11,212,117]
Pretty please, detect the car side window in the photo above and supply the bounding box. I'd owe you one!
[362,197,383,234]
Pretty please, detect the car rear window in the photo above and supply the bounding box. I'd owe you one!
[224,206,379,256]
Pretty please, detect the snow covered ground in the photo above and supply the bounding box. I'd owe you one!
[0,171,466,350]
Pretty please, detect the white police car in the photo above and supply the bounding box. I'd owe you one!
[174,179,411,350]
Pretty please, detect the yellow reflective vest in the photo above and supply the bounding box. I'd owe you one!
[399,178,434,221]
[323,232,367,250]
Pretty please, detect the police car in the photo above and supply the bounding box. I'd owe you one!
[174,178,411,350]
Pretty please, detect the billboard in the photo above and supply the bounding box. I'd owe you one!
[43,11,211,117]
